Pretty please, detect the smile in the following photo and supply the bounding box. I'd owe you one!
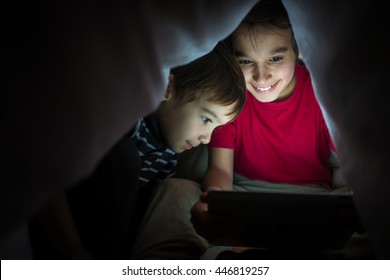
[256,85,272,91]
[253,81,278,94]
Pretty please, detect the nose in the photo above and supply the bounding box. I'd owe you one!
[252,63,271,83]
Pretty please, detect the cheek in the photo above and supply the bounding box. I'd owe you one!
[174,116,198,139]
[182,123,199,139]
[241,68,252,82]
[278,65,295,81]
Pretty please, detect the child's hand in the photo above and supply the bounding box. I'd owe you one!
[190,191,241,243]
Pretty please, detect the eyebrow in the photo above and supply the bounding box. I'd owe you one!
[270,47,289,55]
[234,46,289,57]
[202,107,223,123]
[234,50,249,57]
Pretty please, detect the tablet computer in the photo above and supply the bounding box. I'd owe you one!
[207,190,362,250]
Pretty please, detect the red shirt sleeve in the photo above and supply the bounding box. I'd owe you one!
[209,121,236,150]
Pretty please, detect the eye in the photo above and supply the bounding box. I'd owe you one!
[270,56,283,62]
[201,116,212,125]
[238,59,253,65]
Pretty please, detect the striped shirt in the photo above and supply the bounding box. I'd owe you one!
[128,113,178,191]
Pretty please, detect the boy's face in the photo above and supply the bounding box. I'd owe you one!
[157,98,236,153]
[232,24,297,103]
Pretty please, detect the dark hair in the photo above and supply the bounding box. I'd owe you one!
[224,0,298,58]
[170,43,246,119]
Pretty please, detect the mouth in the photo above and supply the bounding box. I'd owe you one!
[185,141,193,150]
[252,81,278,94]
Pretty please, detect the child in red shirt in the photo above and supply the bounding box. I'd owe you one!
[208,64,335,186]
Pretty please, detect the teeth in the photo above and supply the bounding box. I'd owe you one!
[256,85,272,91]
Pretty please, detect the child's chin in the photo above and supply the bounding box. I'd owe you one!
[172,146,184,153]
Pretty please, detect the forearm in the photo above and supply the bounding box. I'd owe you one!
[201,166,233,192]
[201,147,234,192]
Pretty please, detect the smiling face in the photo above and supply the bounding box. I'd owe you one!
[156,97,236,153]
[232,24,297,103]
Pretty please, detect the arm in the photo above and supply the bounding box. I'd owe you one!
[35,192,92,259]
[202,147,234,192]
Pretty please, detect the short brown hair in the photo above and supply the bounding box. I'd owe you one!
[170,43,246,119]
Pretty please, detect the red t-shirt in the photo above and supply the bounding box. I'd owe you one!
[209,64,336,185]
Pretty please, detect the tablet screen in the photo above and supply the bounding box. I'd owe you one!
[207,191,360,249]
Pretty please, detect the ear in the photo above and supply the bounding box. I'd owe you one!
[163,74,175,101]
[297,51,304,65]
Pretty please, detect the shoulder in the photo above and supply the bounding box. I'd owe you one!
[295,63,311,83]
[128,118,143,140]
[128,113,158,140]
[295,64,314,95]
